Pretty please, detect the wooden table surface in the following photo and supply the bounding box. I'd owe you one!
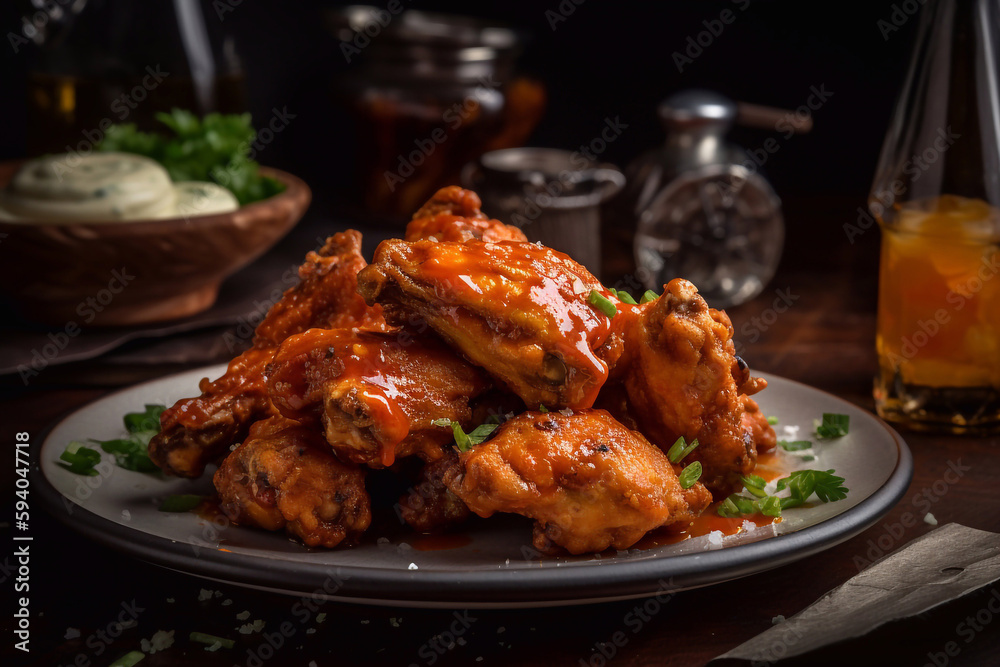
[3,202,999,667]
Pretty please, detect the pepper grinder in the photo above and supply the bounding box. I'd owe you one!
[612,90,807,307]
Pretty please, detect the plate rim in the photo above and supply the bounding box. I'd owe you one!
[33,366,914,607]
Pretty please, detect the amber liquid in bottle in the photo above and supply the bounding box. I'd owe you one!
[874,195,1000,433]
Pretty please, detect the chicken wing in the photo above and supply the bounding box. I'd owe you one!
[150,231,385,478]
[266,327,492,468]
[608,278,773,497]
[404,186,528,243]
[357,239,617,409]
[442,409,712,555]
[397,452,472,533]
[213,416,371,548]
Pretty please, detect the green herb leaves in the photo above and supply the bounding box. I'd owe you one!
[815,413,850,438]
[777,469,849,504]
[59,404,165,476]
[433,418,498,452]
[99,109,285,205]
[717,468,849,518]
[778,440,813,452]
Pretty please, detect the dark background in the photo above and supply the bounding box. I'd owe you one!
[1,0,915,224]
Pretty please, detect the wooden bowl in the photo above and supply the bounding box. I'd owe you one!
[0,162,310,326]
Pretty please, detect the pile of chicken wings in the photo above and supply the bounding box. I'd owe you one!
[148,186,776,555]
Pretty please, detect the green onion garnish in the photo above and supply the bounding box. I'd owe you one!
[778,440,812,452]
[109,651,145,667]
[431,418,453,427]
[678,461,702,489]
[616,290,637,305]
[158,494,205,513]
[538,405,549,413]
[640,290,659,303]
[59,442,102,476]
[740,474,768,498]
[666,436,700,463]
[190,632,235,649]
[757,496,783,517]
[588,290,617,317]
[815,413,850,438]
[766,416,779,425]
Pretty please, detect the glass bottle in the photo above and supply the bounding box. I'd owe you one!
[22,0,246,156]
[872,0,1000,433]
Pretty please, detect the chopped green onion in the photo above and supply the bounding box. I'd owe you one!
[97,438,159,472]
[778,440,813,452]
[158,494,205,513]
[190,632,234,649]
[640,290,659,304]
[588,290,617,317]
[431,418,453,427]
[59,442,102,476]
[802,455,816,462]
[815,413,850,438]
[766,416,779,425]
[538,405,549,413]
[757,496,783,517]
[741,474,768,498]
[616,290,637,305]
[109,651,145,667]
[123,404,166,435]
[678,461,702,489]
[666,436,700,463]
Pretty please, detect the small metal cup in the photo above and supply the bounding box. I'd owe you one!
[462,148,624,274]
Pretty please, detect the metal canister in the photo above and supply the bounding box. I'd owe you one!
[462,147,624,274]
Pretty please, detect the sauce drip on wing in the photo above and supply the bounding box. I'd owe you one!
[267,327,491,468]
[358,238,615,410]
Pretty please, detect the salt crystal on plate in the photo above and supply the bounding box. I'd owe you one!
[408,563,418,570]
[64,628,80,640]
[707,530,724,547]
[924,513,938,526]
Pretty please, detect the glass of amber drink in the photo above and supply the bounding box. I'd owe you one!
[875,196,1000,432]
[870,0,1000,432]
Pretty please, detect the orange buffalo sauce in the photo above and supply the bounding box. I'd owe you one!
[635,511,782,550]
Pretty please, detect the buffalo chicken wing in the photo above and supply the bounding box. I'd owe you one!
[358,239,618,410]
[442,409,712,555]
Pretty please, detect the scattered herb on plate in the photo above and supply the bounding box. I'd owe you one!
[59,404,165,475]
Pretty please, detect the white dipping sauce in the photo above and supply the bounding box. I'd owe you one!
[0,152,239,222]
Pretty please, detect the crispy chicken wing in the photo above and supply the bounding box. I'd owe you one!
[442,409,712,555]
[266,328,491,468]
[150,231,385,478]
[397,452,472,533]
[404,186,527,243]
[608,278,773,496]
[213,416,371,547]
[357,239,617,409]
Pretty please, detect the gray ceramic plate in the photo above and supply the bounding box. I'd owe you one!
[35,366,912,608]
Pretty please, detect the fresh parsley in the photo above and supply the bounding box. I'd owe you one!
[99,109,285,205]
[718,468,849,518]
[433,418,498,452]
